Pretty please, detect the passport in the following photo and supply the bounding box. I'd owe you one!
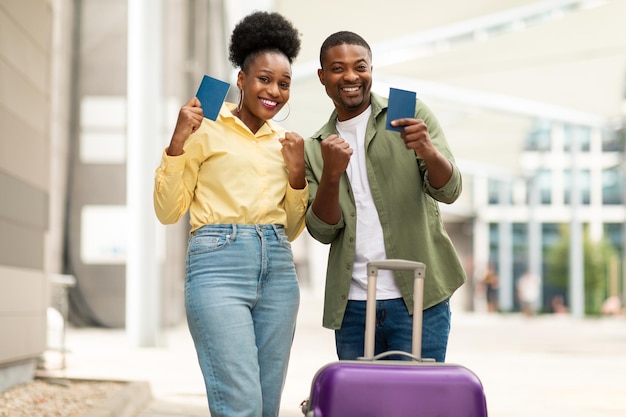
[195,75,230,121]
[386,87,416,131]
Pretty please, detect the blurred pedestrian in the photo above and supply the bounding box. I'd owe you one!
[517,271,540,316]
[482,263,499,313]
[153,11,307,417]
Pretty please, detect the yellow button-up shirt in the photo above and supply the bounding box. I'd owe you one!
[154,102,308,241]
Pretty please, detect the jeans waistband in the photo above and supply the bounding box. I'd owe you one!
[193,224,285,238]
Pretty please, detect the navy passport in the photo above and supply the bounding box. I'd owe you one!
[386,87,416,131]
[196,75,230,121]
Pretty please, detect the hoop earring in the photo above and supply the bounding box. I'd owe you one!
[273,102,291,122]
[237,90,244,112]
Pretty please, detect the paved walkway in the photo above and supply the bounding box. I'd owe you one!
[47,289,626,417]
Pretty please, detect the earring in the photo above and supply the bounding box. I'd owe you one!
[273,102,291,122]
[237,89,244,112]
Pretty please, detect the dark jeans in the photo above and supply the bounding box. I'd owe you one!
[335,298,451,362]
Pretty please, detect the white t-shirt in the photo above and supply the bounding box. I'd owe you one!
[336,107,402,300]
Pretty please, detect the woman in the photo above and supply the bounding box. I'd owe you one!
[153,11,307,417]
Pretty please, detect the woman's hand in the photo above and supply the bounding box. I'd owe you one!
[167,97,204,156]
[279,132,306,190]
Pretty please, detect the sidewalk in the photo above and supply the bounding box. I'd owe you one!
[52,289,626,417]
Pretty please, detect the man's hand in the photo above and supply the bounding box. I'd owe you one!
[310,134,353,225]
[391,118,452,188]
[391,118,437,160]
[320,134,353,181]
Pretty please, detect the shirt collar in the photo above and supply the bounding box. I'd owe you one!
[311,92,386,141]
[220,102,283,138]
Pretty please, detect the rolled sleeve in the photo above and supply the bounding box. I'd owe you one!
[284,182,309,241]
[305,206,345,244]
[424,162,462,204]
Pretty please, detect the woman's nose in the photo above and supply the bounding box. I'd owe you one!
[267,82,280,96]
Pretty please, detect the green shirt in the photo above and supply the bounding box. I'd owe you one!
[304,92,467,330]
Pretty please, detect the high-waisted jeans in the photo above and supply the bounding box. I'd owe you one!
[184,224,300,417]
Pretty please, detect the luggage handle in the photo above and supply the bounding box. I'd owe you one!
[364,260,427,361]
[369,350,435,362]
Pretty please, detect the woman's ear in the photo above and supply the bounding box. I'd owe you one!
[236,70,245,90]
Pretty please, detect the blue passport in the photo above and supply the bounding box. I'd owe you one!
[386,87,416,131]
[195,75,230,121]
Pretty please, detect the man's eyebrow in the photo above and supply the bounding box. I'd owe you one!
[327,58,368,66]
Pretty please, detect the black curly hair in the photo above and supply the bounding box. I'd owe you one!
[228,11,301,72]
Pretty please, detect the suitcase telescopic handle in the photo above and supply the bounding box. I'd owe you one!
[364,260,426,360]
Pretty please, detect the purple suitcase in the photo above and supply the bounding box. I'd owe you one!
[302,260,488,417]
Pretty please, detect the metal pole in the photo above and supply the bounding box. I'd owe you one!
[528,175,543,311]
[569,126,585,318]
[498,180,514,312]
[126,0,163,346]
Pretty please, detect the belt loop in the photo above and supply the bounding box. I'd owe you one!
[231,224,237,239]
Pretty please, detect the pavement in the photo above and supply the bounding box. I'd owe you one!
[39,288,626,417]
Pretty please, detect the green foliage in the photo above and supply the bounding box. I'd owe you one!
[545,224,617,314]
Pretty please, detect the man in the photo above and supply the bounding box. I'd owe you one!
[304,31,466,362]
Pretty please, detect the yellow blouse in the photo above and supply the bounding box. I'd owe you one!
[154,102,308,241]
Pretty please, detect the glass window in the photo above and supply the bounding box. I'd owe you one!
[525,119,552,151]
[563,125,590,152]
[604,223,624,255]
[602,167,624,205]
[488,179,513,205]
[564,169,591,205]
[542,223,562,249]
[602,125,625,152]
[526,169,552,205]
[512,223,528,262]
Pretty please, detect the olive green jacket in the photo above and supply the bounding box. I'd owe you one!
[304,92,467,330]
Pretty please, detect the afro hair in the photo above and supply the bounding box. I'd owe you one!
[228,11,301,70]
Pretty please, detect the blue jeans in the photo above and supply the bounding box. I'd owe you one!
[335,298,451,362]
[184,224,300,417]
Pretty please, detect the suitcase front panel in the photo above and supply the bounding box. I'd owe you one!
[308,361,488,417]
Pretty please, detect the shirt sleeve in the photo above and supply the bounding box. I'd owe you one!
[153,148,195,224]
[283,182,309,241]
[423,162,463,203]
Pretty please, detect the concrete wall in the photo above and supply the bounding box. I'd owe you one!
[0,0,74,391]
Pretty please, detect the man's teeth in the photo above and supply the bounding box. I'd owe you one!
[343,87,359,92]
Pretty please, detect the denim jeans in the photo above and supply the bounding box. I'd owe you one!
[184,224,300,417]
[335,298,451,362]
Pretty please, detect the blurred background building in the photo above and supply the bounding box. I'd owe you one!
[1,0,625,391]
